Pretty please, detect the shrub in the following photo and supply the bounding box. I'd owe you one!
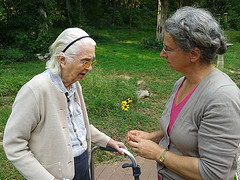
[139,38,163,50]
[0,48,31,65]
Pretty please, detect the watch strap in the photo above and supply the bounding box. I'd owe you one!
[159,149,168,163]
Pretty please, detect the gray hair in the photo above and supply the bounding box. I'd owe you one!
[46,28,96,74]
[165,6,227,64]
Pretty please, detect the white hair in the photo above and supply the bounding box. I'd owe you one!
[46,28,96,74]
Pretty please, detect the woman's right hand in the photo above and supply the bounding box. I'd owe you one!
[127,130,150,142]
[127,130,164,144]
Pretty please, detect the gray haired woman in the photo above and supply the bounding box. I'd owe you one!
[127,6,240,180]
[3,28,127,180]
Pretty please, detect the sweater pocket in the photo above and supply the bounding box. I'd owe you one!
[44,162,63,179]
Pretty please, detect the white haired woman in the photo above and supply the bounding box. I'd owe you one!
[3,28,127,180]
[127,6,240,180]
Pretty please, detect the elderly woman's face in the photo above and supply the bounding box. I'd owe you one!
[59,44,95,87]
[160,32,192,72]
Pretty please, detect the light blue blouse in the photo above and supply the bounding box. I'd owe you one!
[45,70,87,157]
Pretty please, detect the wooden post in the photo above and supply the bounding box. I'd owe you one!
[217,43,233,68]
[224,13,228,23]
[217,14,221,24]
[217,55,224,68]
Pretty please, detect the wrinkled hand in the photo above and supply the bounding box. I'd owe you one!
[127,130,150,141]
[127,134,161,161]
[107,139,127,155]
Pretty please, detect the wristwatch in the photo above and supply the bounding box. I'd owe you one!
[159,149,168,163]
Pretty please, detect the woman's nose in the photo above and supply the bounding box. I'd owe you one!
[85,64,92,71]
[160,50,167,58]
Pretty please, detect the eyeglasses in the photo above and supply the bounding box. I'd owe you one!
[162,44,178,54]
[79,58,98,69]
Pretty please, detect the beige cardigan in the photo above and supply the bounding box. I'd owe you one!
[3,72,111,180]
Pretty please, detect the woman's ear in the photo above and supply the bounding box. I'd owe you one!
[58,56,66,66]
[190,48,201,63]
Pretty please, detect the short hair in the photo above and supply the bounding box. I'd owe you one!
[165,6,227,64]
[46,28,96,74]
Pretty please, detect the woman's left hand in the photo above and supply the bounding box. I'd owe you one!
[128,134,162,161]
[107,139,127,155]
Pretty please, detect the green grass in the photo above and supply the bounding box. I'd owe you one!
[0,28,239,179]
[223,30,240,88]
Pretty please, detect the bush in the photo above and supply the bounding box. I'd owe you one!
[228,12,240,30]
[0,48,34,65]
[15,30,59,54]
[0,28,62,65]
[139,38,163,50]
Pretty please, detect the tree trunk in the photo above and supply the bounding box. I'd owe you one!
[129,0,133,35]
[112,0,117,25]
[156,0,161,41]
[177,0,182,8]
[213,0,215,16]
[66,0,72,26]
[156,0,168,41]
[79,0,82,19]
[39,7,48,36]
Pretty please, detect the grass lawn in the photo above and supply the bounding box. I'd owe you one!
[0,28,239,179]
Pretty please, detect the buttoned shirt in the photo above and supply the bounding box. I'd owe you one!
[45,70,87,157]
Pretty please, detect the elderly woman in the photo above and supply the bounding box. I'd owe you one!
[127,6,240,180]
[3,28,126,180]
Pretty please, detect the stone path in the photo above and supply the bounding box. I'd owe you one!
[94,156,157,180]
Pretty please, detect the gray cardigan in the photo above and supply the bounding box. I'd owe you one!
[158,68,240,180]
[3,72,111,180]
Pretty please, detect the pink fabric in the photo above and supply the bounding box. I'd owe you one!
[167,83,198,135]
[158,175,161,180]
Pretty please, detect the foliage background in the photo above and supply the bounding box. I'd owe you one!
[0,0,240,63]
[0,0,240,179]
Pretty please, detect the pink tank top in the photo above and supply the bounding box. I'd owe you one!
[167,82,198,135]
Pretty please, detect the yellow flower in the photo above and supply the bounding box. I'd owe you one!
[122,101,127,106]
[121,98,132,111]
[126,98,132,104]
[122,104,129,111]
